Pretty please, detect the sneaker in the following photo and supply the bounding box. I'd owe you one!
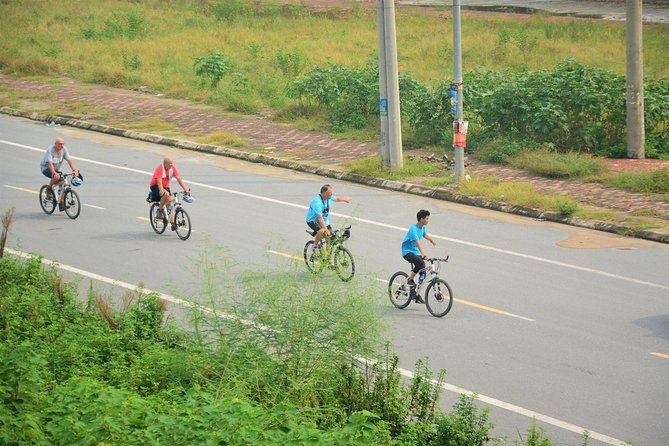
[58,202,65,212]
[407,279,416,288]
[170,221,176,231]
[414,294,425,304]
[156,209,164,219]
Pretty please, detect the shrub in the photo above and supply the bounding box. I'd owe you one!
[431,393,501,446]
[194,53,235,89]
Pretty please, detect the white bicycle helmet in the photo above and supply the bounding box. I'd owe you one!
[183,194,194,203]
[71,177,82,187]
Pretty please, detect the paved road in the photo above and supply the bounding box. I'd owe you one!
[2,115,668,445]
[397,0,669,24]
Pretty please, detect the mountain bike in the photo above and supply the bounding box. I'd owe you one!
[149,191,193,240]
[39,172,82,220]
[388,257,453,318]
[303,225,355,282]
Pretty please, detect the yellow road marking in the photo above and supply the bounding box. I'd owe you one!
[268,249,534,321]
[4,185,38,195]
[136,216,149,222]
[268,250,303,262]
[453,297,505,314]
[651,352,669,360]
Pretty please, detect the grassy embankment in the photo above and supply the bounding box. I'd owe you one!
[0,0,667,224]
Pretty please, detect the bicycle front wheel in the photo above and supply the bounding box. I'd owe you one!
[174,208,192,240]
[150,203,167,234]
[303,240,322,273]
[425,279,453,318]
[388,271,411,309]
[333,246,355,282]
[39,185,56,215]
[63,189,81,219]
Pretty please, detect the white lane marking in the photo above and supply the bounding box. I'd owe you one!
[374,277,535,321]
[3,138,667,291]
[84,204,105,210]
[3,246,625,446]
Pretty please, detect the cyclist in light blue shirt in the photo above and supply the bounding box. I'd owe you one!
[402,209,436,301]
[306,184,351,247]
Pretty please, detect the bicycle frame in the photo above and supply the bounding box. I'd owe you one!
[53,173,75,202]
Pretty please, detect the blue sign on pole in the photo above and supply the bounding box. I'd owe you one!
[449,83,458,118]
[379,98,388,117]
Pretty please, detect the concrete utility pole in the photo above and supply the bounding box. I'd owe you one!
[626,0,645,159]
[377,0,390,167]
[377,0,403,168]
[452,0,465,180]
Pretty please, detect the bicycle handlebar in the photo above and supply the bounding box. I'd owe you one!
[427,256,449,262]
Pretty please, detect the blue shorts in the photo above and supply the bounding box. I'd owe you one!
[42,168,62,179]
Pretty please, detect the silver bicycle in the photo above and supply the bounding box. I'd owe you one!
[39,173,82,220]
[149,191,194,240]
[388,257,453,318]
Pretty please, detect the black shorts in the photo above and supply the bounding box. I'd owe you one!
[403,253,425,274]
[307,220,332,235]
[150,185,170,203]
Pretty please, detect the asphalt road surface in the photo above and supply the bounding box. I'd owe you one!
[1,115,668,446]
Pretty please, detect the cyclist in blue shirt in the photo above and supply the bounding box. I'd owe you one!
[401,209,436,302]
[306,184,351,247]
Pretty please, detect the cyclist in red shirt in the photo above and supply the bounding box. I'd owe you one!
[150,157,190,230]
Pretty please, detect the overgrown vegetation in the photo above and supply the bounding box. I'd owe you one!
[1,246,522,445]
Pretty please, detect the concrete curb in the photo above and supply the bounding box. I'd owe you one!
[4,107,668,244]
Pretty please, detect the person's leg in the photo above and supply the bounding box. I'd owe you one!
[404,253,424,283]
[159,188,172,212]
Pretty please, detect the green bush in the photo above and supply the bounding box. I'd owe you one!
[466,59,669,158]
[431,394,501,446]
[194,53,235,89]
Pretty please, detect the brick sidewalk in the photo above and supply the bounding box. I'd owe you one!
[1,74,668,222]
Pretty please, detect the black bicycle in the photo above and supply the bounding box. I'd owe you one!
[149,191,193,240]
[388,257,453,318]
[39,172,82,220]
[303,225,355,282]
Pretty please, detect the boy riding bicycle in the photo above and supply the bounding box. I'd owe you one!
[401,209,436,303]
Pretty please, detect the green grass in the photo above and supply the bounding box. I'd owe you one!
[0,0,667,115]
[344,155,442,180]
[604,168,669,194]
[509,150,607,179]
[196,130,247,147]
[458,177,579,215]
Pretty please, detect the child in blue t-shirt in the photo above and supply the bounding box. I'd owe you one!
[401,209,436,301]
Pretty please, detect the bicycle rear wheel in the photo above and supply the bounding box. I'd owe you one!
[388,271,412,309]
[39,185,56,214]
[63,189,81,219]
[425,279,453,318]
[150,203,167,234]
[173,208,191,240]
[333,246,355,282]
[305,240,326,273]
